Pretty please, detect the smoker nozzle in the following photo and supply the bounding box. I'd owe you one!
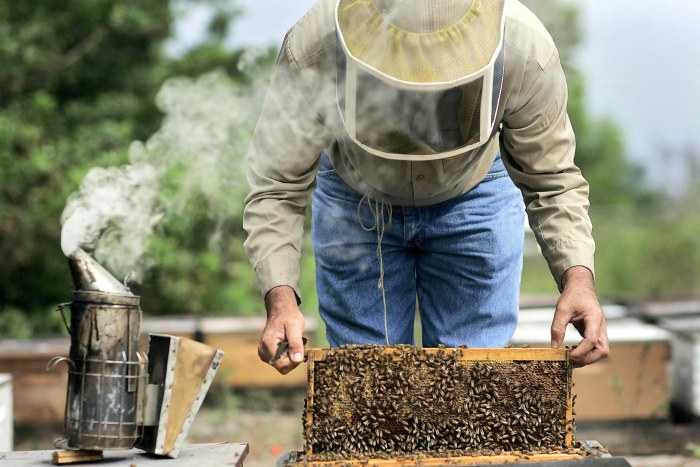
[68,248,132,294]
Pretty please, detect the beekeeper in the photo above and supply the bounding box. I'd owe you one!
[243,0,609,373]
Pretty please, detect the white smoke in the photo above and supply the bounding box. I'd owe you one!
[61,55,270,281]
[60,163,161,275]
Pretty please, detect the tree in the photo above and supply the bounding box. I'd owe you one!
[0,1,172,334]
[520,1,700,302]
[0,0,277,336]
[523,0,660,210]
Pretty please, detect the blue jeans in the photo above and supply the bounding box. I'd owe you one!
[311,151,524,348]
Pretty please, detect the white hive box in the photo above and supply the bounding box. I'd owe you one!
[657,317,700,418]
[512,305,671,421]
[0,373,12,451]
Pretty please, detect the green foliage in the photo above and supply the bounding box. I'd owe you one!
[524,0,661,210]
[0,0,277,335]
[521,208,700,302]
[592,209,700,300]
[688,442,700,459]
[135,206,261,316]
[516,0,700,301]
[120,67,274,317]
[0,305,65,338]
[0,0,174,331]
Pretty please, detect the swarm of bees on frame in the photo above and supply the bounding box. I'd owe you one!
[302,344,578,462]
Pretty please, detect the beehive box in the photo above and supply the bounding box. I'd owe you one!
[0,337,69,424]
[0,374,12,451]
[659,316,700,418]
[513,308,670,421]
[286,345,593,466]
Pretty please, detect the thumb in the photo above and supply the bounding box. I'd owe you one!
[550,308,570,349]
[285,317,305,363]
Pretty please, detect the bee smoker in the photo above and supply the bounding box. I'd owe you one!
[49,249,223,458]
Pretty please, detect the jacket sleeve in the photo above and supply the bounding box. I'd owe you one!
[242,33,331,302]
[500,48,595,291]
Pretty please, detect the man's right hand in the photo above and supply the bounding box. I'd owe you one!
[258,285,306,374]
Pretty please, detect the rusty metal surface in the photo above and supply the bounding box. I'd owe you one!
[55,291,145,450]
[68,293,140,360]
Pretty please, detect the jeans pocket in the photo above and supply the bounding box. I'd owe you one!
[483,152,508,179]
[483,169,509,180]
[317,151,336,176]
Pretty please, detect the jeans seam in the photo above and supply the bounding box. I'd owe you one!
[483,170,509,180]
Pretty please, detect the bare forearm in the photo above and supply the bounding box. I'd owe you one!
[561,265,594,289]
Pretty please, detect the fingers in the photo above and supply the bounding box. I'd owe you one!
[259,334,301,375]
[258,287,306,374]
[258,330,305,375]
[568,313,598,360]
[571,319,609,367]
[550,307,570,349]
[572,345,608,368]
[553,303,609,368]
[286,318,306,364]
[552,268,610,368]
[551,307,608,366]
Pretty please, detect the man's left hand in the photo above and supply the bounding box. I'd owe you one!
[550,266,609,367]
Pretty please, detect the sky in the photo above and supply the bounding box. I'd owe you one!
[569,0,700,192]
[169,0,700,192]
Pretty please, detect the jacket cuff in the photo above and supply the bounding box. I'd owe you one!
[546,241,596,292]
[254,255,302,304]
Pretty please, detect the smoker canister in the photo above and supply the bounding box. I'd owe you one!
[55,290,146,450]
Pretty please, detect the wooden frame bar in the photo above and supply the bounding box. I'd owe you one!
[306,347,569,362]
[291,452,587,466]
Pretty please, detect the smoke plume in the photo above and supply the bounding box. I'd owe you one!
[61,54,269,281]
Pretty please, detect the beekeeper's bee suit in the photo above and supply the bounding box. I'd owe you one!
[244,0,609,373]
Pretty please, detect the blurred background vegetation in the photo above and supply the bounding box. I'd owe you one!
[0,0,698,338]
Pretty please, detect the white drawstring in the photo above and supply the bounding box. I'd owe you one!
[357,193,393,345]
